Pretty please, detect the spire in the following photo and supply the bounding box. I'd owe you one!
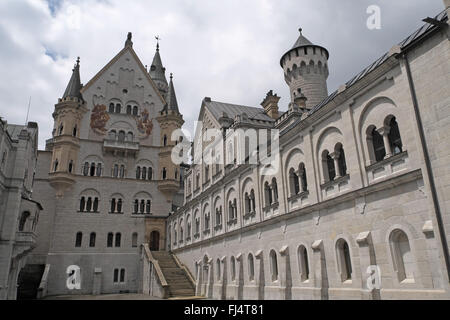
[291,28,313,49]
[125,32,133,47]
[62,57,83,101]
[149,41,167,84]
[165,73,179,113]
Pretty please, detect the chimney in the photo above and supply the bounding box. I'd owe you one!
[261,90,280,119]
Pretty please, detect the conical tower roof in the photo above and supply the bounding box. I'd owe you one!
[166,73,179,113]
[291,28,313,48]
[149,43,168,84]
[62,57,83,101]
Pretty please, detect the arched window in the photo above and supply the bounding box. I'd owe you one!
[90,162,96,177]
[146,200,151,214]
[117,199,123,213]
[134,199,139,214]
[216,259,221,281]
[163,135,167,146]
[336,239,352,281]
[113,164,119,178]
[109,103,115,113]
[83,162,89,176]
[323,150,335,182]
[248,253,255,281]
[18,212,30,232]
[118,131,125,142]
[89,232,96,247]
[270,250,278,281]
[264,182,272,206]
[111,198,116,213]
[86,197,92,212]
[58,124,64,135]
[231,256,236,281]
[107,232,114,247]
[388,117,403,155]
[68,160,73,173]
[390,229,414,282]
[204,211,210,231]
[195,214,200,235]
[73,126,77,137]
[109,130,117,140]
[127,132,133,142]
[298,245,310,281]
[142,167,147,180]
[115,104,121,114]
[93,197,99,212]
[272,178,278,202]
[370,127,386,162]
[115,233,121,247]
[119,165,125,178]
[336,145,347,177]
[289,168,300,195]
[136,166,141,179]
[140,200,145,214]
[75,232,82,247]
[132,233,138,248]
[127,105,132,115]
[79,197,86,212]
[53,159,59,172]
[250,190,256,212]
[148,167,153,180]
[162,168,167,180]
[133,106,138,116]
[233,199,237,219]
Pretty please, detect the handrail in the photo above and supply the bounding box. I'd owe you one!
[172,253,196,287]
[142,244,169,287]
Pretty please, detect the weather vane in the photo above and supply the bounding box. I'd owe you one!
[155,35,161,50]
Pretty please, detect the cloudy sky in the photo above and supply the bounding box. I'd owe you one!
[0,0,445,148]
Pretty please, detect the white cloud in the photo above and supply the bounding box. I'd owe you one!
[0,0,445,148]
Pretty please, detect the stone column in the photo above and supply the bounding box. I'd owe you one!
[312,240,329,300]
[255,250,265,300]
[356,231,380,300]
[330,152,341,178]
[377,126,392,158]
[279,246,292,300]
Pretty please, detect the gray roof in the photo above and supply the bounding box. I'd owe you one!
[6,124,25,140]
[204,100,274,123]
[165,74,179,113]
[63,58,83,101]
[149,45,168,84]
[281,9,448,136]
[291,28,313,49]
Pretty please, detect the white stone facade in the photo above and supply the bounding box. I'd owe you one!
[168,14,450,299]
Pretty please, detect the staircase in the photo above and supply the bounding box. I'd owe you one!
[152,251,195,298]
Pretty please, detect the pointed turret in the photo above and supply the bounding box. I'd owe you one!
[62,57,83,102]
[149,41,169,99]
[164,73,180,113]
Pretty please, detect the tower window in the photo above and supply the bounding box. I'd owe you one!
[90,162,96,177]
[115,104,121,114]
[73,126,77,137]
[107,232,114,247]
[388,117,403,155]
[109,103,115,113]
[127,105,132,115]
[96,163,102,177]
[148,167,153,180]
[68,160,74,173]
[93,197,99,212]
[86,197,92,212]
[18,212,30,232]
[142,167,147,180]
[89,232,96,247]
[162,168,167,180]
[80,197,86,212]
[115,233,121,247]
[136,166,141,179]
[132,233,138,248]
[53,159,59,172]
[133,106,138,116]
[75,232,82,247]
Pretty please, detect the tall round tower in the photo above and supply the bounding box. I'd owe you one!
[280,28,329,109]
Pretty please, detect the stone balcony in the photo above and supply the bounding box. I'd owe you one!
[103,139,139,156]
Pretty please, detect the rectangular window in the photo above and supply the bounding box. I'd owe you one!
[120,269,125,283]
[113,269,119,283]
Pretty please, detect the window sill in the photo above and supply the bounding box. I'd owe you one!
[288,191,309,202]
[109,212,124,215]
[214,224,223,231]
[366,151,408,171]
[320,174,350,189]
[203,229,211,235]
[227,219,238,226]
[243,211,256,220]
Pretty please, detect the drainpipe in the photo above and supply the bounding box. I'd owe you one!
[402,52,450,282]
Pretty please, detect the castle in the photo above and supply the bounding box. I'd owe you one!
[0,5,449,300]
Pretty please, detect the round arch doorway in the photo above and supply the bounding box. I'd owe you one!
[149,231,160,251]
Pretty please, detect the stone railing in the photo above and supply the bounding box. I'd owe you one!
[141,244,169,298]
[172,253,196,288]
